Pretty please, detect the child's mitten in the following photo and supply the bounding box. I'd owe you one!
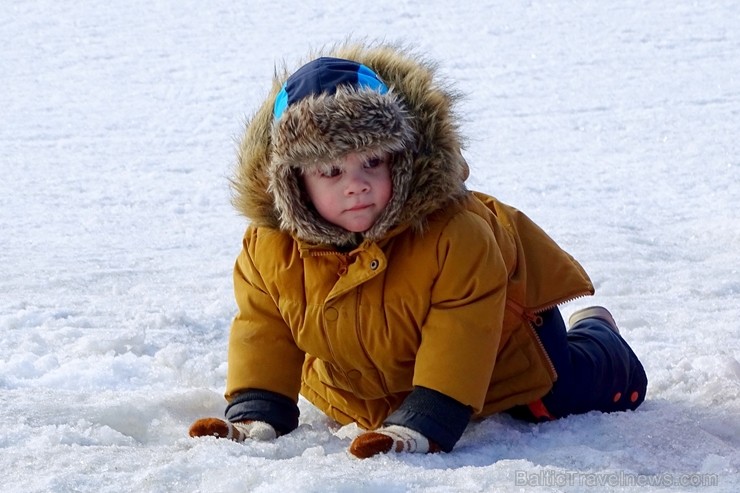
[188,417,277,442]
[349,424,440,458]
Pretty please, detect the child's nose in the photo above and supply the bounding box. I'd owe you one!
[345,171,370,194]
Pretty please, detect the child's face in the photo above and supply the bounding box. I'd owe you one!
[302,151,393,233]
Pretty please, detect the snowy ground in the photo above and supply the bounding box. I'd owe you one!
[1,1,738,491]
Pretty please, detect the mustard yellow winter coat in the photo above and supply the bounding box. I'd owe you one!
[225,43,594,430]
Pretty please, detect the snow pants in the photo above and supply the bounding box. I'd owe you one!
[512,307,648,422]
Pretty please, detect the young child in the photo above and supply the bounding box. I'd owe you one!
[189,43,647,458]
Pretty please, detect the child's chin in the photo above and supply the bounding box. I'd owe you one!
[335,217,376,233]
[344,226,371,233]
[341,222,374,233]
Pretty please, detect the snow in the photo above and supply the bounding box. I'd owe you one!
[1,0,738,491]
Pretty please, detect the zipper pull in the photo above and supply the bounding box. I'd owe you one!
[505,300,544,327]
[523,311,544,327]
[524,313,545,327]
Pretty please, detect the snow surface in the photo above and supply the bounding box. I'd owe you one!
[1,1,739,491]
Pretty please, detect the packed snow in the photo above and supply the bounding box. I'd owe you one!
[1,1,738,491]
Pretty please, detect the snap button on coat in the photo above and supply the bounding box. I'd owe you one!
[325,307,339,321]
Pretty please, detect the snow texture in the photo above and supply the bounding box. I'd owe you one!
[1,1,738,491]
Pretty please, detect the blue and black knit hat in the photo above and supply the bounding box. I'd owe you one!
[273,57,389,119]
[270,56,415,168]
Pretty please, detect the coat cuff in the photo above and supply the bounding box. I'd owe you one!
[225,389,299,436]
[384,386,472,452]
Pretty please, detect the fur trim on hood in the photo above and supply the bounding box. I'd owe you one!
[231,43,470,247]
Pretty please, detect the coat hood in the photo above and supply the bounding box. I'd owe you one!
[231,43,470,247]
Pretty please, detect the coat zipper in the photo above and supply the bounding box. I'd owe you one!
[506,292,591,382]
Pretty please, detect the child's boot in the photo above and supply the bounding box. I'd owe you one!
[568,306,620,334]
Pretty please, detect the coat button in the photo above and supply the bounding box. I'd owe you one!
[347,369,362,380]
[325,307,338,321]
[370,259,379,270]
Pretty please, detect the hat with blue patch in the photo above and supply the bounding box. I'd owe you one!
[273,57,389,119]
[270,56,416,169]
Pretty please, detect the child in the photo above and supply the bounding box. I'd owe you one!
[189,44,647,458]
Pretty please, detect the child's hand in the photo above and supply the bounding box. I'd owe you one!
[188,417,277,442]
[349,425,440,458]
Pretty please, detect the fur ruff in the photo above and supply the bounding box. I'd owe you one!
[231,43,470,247]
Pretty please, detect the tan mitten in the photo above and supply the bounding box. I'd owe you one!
[349,424,439,458]
[189,417,277,442]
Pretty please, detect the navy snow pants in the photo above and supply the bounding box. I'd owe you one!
[512,307,648,421]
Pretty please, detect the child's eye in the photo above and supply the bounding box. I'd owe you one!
[365,156,385,169]
[319,166,342,178]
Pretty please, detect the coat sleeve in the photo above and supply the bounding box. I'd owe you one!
[225,228,305,403]
[412,211,509,413]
